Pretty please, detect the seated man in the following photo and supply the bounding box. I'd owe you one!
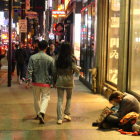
[104,91,140,128]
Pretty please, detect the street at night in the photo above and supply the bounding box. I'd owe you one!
[0,0,140,139]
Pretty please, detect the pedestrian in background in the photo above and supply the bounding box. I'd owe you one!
[15,43,27,84]
[27,40,54,124]
[11,43,16,75]
[24,43,32,77]
[55,42,80,124]
[0,47,6,70]
[54,40,61,55]
[32,40,39,54]
[7,43,16,76]
[47,43,56,58]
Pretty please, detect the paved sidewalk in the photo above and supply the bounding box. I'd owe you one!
[0,73,138,140]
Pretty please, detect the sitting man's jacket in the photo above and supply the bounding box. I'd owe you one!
[118,93,140,119]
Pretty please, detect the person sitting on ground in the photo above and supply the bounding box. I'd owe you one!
[101,91,140,129]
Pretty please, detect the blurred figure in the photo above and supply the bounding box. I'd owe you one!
[24,43,32,76]
[0,46,6,70]
[54,40,61,55]
[55,42,80,124]
[15,43,27,84]
[7,43,16,75]
[11,43,16,75]
[47,43,56,58]
[33,40,39,54]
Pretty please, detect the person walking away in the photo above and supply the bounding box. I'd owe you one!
[0,46,6,70]
[24,43,32,76]
[11,43,16,75]
[32,40,39,54]
[54,40,61,55]
[55,42,80,124]
[15,43,27,84]
[7,43,16,76]
[27,40,54,124]
[47,43,56,58]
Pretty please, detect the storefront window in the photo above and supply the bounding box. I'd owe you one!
[129,0,140,93]
[80,2,96,85]
[106,0,120,84]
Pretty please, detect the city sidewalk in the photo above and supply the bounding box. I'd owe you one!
[0,72,138,140]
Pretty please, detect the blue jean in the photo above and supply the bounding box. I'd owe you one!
[57,88,73,120]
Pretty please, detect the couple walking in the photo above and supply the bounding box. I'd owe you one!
[27,40,80,124]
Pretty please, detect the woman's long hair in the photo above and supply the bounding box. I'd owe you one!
[56,42,73,69]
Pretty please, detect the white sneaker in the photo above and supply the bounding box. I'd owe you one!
[22,77,25,82]
[19,80,22,85]
[57,120,62,124]
[64,115,71,121]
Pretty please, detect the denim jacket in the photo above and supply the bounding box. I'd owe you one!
[27,51,55,85]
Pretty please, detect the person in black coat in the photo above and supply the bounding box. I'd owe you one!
[0,47,6,70]
[15,43,28,84]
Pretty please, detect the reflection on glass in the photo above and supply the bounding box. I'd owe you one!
[129,0,140,94]
[106,0,120,84]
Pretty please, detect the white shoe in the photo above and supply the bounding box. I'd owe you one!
[22,77,25,82]
[64,115,71,121]
[57,120,62,124]
[19,80,22,85]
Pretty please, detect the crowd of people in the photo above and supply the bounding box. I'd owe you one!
[9,40,60,84]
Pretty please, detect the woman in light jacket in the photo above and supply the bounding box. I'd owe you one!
[55,42,80,124]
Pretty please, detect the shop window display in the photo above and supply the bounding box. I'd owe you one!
[129,0,140,93]
[106,0,120,84]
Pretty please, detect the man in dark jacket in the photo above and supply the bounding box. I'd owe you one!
[33,40,39,54]
[15,43,27,84]
[0,47,6,69]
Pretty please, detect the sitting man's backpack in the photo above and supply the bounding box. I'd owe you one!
[119,112,139,132]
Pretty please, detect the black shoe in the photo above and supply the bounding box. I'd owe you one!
[92,122,99,127]
[34,115,39,120]
[38,113,45,124]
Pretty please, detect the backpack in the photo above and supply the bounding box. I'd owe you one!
[119,112,139,132]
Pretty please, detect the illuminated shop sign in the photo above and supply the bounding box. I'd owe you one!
[82,0,88,3]
[52,10,66,18]
[52,10,65,15]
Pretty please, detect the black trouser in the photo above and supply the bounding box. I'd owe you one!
[17,63,26,80]
[0,60,1,70]
[12,61,16,73]
[105,114,120,128]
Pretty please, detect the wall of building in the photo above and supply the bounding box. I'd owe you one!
[96,0,140,100]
